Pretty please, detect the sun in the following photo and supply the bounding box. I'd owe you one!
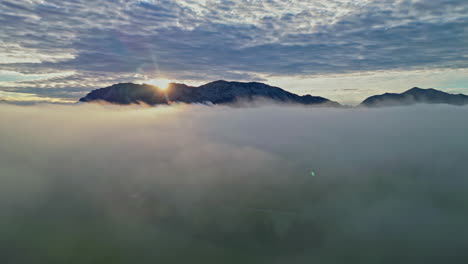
[146,78,171,90]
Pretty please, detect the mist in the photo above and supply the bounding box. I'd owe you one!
[1,103,468,263]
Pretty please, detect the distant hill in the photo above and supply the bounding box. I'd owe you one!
[360,87,468,107]
[79,80,340,107]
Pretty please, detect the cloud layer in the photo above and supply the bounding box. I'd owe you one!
[0,0,467,102]
[1,104,468,263]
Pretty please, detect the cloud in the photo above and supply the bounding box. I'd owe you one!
[1,104,468,263]
[0,70,74,82]
[0,0,466,101]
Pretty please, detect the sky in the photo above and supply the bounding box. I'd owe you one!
[0,0,467,104]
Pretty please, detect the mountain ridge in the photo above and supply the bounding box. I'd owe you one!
[360,87,468,107]
[79,82,468,108]
[79,80,341,107]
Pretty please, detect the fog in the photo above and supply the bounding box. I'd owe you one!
[1,104,468,263]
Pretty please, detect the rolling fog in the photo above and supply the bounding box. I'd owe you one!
[1,104,468,263]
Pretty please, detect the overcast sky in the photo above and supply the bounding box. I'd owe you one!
[0,0,467,104]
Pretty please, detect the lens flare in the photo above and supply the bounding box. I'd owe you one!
[147,78,171,90]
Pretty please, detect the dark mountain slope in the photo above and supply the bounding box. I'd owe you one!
[360,87,468,107]
[79,80,340,107]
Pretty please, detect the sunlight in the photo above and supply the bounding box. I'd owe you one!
[146,78,171,90]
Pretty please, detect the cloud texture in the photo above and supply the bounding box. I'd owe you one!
[0,0,467,101]
[1,104,468,263]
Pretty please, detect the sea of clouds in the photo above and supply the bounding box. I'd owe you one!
[1,103,468,263]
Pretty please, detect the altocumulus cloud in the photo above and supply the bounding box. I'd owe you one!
[1,104,468,263]
[0,0,467,101]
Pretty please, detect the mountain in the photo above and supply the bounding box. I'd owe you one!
[360,87,468,107]
[79,80,341,107]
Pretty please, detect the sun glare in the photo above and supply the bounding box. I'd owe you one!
[147,78,171,90]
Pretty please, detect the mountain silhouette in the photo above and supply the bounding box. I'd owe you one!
[360,87,468,107]
[79,80,340,106]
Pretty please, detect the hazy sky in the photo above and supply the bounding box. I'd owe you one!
[0,0,467,104]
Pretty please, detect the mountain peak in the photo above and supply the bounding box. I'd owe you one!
[209,80,229,84]
[79,81,340,107]
[361,87,468,107]
[403,87,441,94]
[405,87,424,92]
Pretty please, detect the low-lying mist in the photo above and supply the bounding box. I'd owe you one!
[1,104,468,263]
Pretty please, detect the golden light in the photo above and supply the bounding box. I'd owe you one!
[146,78,172,90]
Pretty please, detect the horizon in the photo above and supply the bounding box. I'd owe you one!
[2,78,466,106]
